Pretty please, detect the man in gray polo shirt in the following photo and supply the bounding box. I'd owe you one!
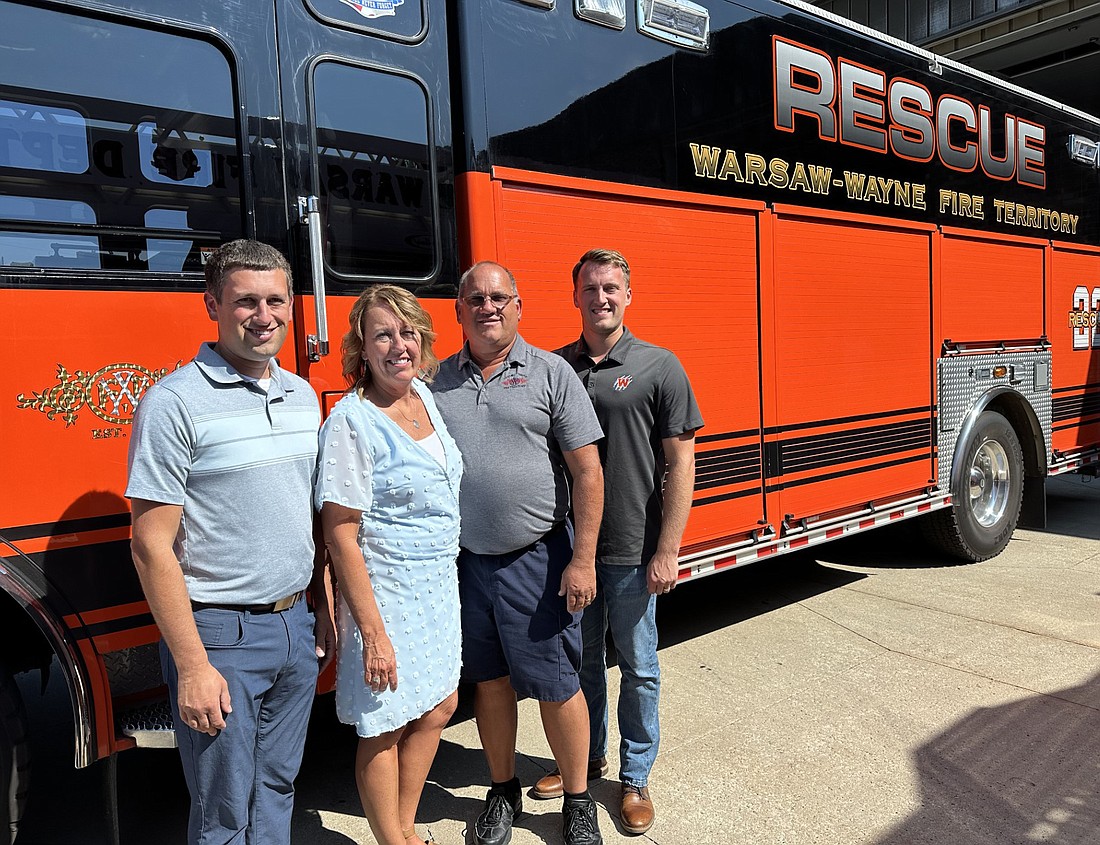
[542,248,703,836]
[126,239,334,845]
[431,260,605,845]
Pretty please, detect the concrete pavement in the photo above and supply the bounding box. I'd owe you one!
[291,472,1100,845]
[16,473,1100,844]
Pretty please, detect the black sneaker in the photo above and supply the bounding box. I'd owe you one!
[473,787,522,845]
[562,794,603,845]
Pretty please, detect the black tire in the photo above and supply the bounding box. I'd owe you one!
[922,409,1024,562]
[0,667,29,845]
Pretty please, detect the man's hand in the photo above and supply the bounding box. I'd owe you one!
[176,661,232,736]
[314,607,337,673]
[311,518,337,673]
[559,559,597,613]
[646,431,695,597]
[647,550,679,595]
[132,499,232,736]
[560,444,603,614]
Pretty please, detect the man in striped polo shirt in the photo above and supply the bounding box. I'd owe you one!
[127,240,334,845]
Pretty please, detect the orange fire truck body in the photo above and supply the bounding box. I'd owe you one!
[1,0,1099,837]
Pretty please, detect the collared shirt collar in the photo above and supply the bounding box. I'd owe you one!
[572,326,636,367]
[457,334,529,373]
[193,342,292,396]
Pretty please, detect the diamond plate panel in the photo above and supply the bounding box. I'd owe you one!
[103,643,163,698]
[118,699,177,748]
[937,352,1052,491]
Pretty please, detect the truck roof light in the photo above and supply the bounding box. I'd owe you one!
[1068,134,1099,167]
[637,0,708,50]
[576,0,626,29]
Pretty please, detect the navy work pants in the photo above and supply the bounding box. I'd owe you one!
[161,599,318,845]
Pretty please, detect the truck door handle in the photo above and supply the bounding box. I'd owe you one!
[298,195,330,361]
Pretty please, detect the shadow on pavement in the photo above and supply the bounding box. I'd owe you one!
[875,669,1100,845]
[1041,474,1100,543]
[31,478,1093,845]
[294,550,873,834]
[656,551,867,649]
[16,675,360,845]
[809,517,972,571]
[791,473,1100,572]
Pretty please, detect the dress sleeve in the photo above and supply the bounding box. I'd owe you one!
[315,404,375,514]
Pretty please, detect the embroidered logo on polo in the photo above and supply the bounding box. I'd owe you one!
[501,374,528,389]
[613,375,634,391]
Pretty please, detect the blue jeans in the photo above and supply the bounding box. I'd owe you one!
[580,563,659,788]
[162,599,318,845]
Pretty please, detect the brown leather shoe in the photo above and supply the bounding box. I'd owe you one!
[620,783,654,835]
[530,756,609,799]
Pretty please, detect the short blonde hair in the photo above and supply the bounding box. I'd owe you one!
[341,285,439,392]
[572,248,630,289]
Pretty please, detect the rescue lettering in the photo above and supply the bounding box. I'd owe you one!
[773,36,1046,189]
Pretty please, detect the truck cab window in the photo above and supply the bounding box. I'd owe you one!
[312,61,437,281]
[0,2,242,274]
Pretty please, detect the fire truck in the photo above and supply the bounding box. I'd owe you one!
[2,0,1099,839]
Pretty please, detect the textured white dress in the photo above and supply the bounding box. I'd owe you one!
[315,379,462,737]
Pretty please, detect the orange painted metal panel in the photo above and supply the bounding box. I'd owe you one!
[485,173,766,547]
[939,234,1045,344]
[9,526,130,557]
[492,166,767,214]
[769,213,934,522]
[1,286,461,530]
[456,171,500,268]
[1050,246,1100,454]
[92,625,161,655]
[2,288,207,530]
[771,216,932,423]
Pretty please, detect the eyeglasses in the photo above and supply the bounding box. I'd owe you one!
[462,293,516,310]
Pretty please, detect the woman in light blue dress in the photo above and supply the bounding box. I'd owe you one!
[317,285,461,845]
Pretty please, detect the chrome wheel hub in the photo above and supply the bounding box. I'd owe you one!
[968,439,1010,528]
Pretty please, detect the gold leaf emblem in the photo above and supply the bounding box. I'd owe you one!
[17,362,178,427]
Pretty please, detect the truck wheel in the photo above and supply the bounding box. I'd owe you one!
[0,667,29,844]
[923,410,1024,562]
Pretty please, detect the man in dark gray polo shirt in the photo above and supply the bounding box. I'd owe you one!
[542,248,703,836]
[431,260,605,845]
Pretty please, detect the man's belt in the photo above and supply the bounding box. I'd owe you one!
[190,590,304,614]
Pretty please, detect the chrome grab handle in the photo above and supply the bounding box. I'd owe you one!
[298,195,329,361]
